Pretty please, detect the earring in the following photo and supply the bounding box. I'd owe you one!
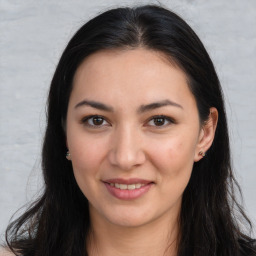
[199,151,206,157]
[66,150,71,160]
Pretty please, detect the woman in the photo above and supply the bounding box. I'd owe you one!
[2,5,255,256]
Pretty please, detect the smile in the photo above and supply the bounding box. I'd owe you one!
[103,179,154,200]
[109,183,146,190]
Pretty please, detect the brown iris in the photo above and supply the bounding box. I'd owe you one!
[92,117,104,125]
[153,117,165,126]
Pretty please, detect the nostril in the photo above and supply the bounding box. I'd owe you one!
[108,149,145,170]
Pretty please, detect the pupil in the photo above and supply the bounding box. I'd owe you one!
[93,117,103,125]
[154,118,164,126]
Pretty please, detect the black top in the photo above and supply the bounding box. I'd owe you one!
[240,239,256,256]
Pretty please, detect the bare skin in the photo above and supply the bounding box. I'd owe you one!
[0,248,15,256]
[66,48,218,256]
[87,196,179,256]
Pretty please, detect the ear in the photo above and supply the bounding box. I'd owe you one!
[65,140,72,160]
[194,107,218,162]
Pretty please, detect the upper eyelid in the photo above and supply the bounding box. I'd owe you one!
[81,115,110,123]
[81,115,175,127]
[147,115,174,121]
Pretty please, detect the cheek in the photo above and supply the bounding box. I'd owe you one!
[69,141,105,200]
[150,139,195,203]
[151,137,195,166]
[68,134,108,190]
[71,143,103,173]
[149,136,196,185]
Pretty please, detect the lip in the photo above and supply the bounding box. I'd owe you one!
[103,178,154,200]
[104,178,153,185]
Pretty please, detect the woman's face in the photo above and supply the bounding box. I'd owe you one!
[66,48,205,228]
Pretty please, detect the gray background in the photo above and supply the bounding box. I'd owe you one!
[0,0,255,239]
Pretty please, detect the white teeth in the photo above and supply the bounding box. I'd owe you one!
[110,183,145,190]
[119,184,128,190]
[128,184,136,190]
[135,183,142,189]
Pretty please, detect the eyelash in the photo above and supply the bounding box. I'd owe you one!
[148,115,175,127]
[81,115,109,128]
[80,115,175,129]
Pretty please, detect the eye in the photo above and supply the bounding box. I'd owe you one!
[81,115,110,128]
[147,115,174,127]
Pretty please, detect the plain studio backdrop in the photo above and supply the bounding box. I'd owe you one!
[0,0,255,239]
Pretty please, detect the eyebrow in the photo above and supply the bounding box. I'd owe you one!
[138,99,183,113]
[74,99,183,113]
[75,100,114,112]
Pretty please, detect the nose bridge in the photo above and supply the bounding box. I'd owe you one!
[108,123,145,170]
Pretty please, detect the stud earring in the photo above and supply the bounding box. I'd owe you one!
[66,150,71,160]
[199,151,206,157]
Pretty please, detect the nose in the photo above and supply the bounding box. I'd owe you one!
[108,125,146,171]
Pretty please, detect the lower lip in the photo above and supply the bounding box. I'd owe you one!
[104,183,153,200]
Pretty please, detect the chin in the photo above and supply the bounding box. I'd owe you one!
[109,215,149,228]
[103,206,156,228]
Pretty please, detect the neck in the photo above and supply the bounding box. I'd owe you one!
[87,209,179,256]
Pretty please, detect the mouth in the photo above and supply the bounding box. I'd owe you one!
[108,183,148,190]
[103,178,154,200]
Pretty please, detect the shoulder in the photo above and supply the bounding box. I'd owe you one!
[0,248,15,256]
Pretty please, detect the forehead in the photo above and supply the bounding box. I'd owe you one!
[74,48,182,83]
[71,48,195,112]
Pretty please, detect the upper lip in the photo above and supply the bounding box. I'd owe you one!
[103,178,153,185]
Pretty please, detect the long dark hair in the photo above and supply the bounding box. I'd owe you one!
[5,5,255,256]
